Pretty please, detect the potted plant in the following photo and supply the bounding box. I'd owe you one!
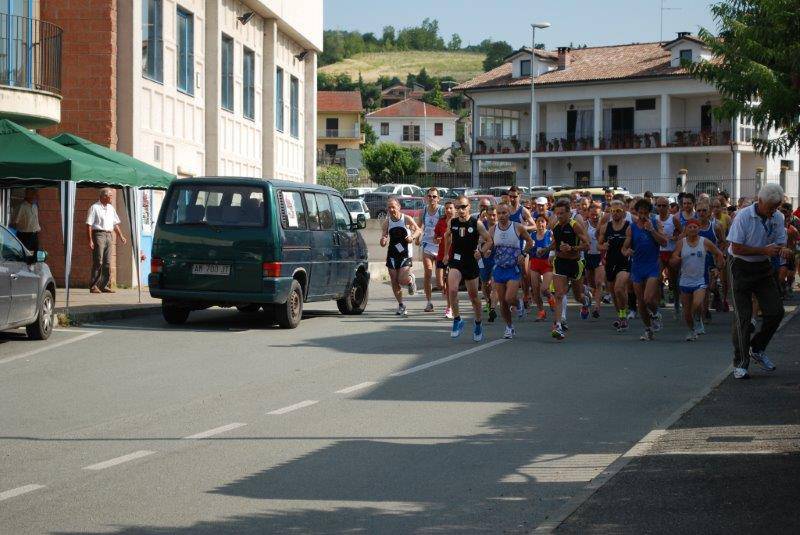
[643,133,651,148]
[476,140,486,154]
[652,131,661,147]
[632,134,642,148]
[511,138,521,152]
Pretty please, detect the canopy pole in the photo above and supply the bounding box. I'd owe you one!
[122,186,142,304]
[59,182,76,313]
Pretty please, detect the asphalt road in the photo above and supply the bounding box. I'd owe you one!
[1,282,735,534]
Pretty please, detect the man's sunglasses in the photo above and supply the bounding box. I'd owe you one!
[426,195,438,199]
[509,195,519,199]
[610,208,624,213]
[456,204,469,210]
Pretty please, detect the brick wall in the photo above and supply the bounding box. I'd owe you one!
[39,0,118,288]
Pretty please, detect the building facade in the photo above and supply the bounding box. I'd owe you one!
[456,34,799,200]
[316,90,363,163]
[37,0,322,287]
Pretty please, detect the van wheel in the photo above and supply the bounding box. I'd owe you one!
[236,304,261,313]
[26,289,54,340]
[337,272,369,315]
[163,302,190,325]
[276,280,303,329]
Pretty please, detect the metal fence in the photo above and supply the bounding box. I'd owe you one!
[0,13,63,94]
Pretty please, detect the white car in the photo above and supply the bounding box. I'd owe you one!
[342,187,374,199]
[372,183,424,196]
[345,198,370,221]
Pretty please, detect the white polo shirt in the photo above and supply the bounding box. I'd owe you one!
[14,201,40,232]
[86,201,121,232]
[726,203,787,262]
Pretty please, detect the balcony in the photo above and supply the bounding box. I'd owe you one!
[0,13,62,127]
[317,126,361,139]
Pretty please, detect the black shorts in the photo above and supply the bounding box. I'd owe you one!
[605,257,631,282]
[553,257,583,280]
[386,256,412,270]
[436,260,448,270]
[449,258,480,281]
[585,253,602,270]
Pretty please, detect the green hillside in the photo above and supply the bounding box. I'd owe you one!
[318,51,485,83]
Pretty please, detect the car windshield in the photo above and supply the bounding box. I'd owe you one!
[400,199,417,209]
[345,200,362,211]
[374,185,397,193]
[162,184,267,227]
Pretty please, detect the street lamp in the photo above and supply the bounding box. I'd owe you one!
[529,22,550,188]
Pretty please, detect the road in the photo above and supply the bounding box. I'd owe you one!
[0,282,734,534]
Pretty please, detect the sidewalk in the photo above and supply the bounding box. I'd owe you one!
[55,287,160,324]
[553,296,800,534]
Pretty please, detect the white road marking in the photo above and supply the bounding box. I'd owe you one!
[83,450,155,471]
[389,339,509,377]
[0,331,100,365]
[335,381,377,394]
[0,484,45,501]
[656,450,779,456]
[268,400,318,415]
[183,422,247,439]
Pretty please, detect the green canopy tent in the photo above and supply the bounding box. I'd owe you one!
[0,119,166,310]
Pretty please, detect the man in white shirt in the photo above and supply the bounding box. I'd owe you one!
[13,188,41,252]
[86,188,127,294]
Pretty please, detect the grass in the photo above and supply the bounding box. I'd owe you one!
[319,51,485,83]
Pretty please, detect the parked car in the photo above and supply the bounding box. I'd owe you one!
[450,187,484,197]
[434,186,451,198]
[468,195,497,213]
[362,192,394,219]
[0,225,55,340]
[397,196,425,219]
[689,180,723,197]
[149,177,370,329]
[345,198,370,221]
[554,186,631,203]
[372,183,424,196]
[342,187,374,199]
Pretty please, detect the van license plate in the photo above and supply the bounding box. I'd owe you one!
[192,264,230,276]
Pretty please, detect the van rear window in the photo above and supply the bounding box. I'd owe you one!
[162,184,266,227]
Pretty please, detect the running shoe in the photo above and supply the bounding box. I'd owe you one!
[733,367,750,380]
[561,321,569,331]
[407,273,416,295]
[749,348,776,372]
[651,311,663,332]
[536,309,546,322]
[580,305,589,320]
[591,309,600,319]
[503,325,515,339]
[627,310,637,320]
[695,319,706,335]
[451,318,464,338]
[640,328,654,341]
[473,321,484,342]
[601,293,612,304]
[548,295,556,310]
[612,318,622,329]
[551,323,566,340]
[444,307,454,319]
[488,308,497,323]
[396,303,407,316]
[685,330,697,342]
[424,302,434,313]
[618,318,629,332]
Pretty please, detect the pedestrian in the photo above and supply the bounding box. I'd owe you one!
[380,197,421,316]
[12,188,40,252]
[86,188,127,294]
[726,183,791,380]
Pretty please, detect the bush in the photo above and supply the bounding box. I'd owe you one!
[362,143,422,183]
[317,165,349,192]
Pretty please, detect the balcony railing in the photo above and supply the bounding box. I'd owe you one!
[0,13,63,94]
[318,126,361,139]
[664,127,732,147]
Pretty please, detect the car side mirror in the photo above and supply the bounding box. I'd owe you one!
[356,213,367,229]
[26,250,47,264]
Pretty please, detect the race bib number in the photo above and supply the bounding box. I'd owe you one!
[395,243,405,253]
[477,258,484,269]
[453,253,462,261]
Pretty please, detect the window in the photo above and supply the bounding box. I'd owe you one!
[142,0,163,82]
[243,47,255,119]
[304,192,320,230]
[380,122,389,136]
[403,125,420,141]
[434,122,443,136]
[290,75,299,138]
[275,67,284,131]
[520,59,531,77]
[220,34,234,111]
[176,8,194,95]
[279,191,307,229]
[635,98,656,111]
[315,193,333,230]
[162,184,266,227]
[679,49,693,62]
[331,196,352,231]
[0,226,26,261]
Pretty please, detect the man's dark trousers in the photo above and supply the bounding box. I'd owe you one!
[728,257,784,369]
[16,231,38,252]
[91,230,112,290]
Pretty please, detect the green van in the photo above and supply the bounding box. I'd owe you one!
[148,177,369,328]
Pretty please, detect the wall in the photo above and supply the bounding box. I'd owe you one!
[272,28,306,181]
[317,111,361,151]
[249,0,323,51]
[367,117,457,152]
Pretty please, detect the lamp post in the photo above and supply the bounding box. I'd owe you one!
[529,22,550,188]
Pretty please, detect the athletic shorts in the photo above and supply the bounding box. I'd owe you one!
[449,258,480,281]
[553,257,584,280]
[436,260,448,270]
[479,258,495,282]
[386,256,412,270]
[785,256,796,271]
[585,253,602,270]
[631,260,660,283]
[659,251,673,266]
[605,257,630,282]
[529,257,552,274]
[680,284,707,294]
[422,242,438,258]
[492,264,521,284]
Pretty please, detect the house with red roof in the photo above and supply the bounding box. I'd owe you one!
[455,32,798,199]
[317,91,364,161]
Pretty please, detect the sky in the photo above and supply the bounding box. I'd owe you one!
[323,0,719,49]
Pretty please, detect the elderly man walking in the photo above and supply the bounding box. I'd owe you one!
[13,188,40,252]
[86,188,127,294]
[726,183,792,380]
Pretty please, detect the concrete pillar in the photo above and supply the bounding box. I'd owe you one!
[471,98,479,188]
[303,51,317,184]
[593,97,602,149]
[732,115,741,143]
[592,155,602,185]
[471,158,480,188]
[779,166,788,193]
[732,151,742,200]
[660,94,670,147]
[530,158,539,187]
[660,153,670,191]
[204,0,220,176]
[262,19,277,179]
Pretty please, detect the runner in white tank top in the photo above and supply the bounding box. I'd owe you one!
[419,187,444,312]
[655,196,680,318]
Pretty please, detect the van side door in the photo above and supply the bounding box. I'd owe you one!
[303,192,332,297]
[277,190,311,295]
[330,195,356,292]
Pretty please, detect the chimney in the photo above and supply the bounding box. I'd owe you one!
[677,31,691,39]
[557,47,571,70]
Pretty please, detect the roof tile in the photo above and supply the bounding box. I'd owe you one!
[366,98,458,119]
[317,91,363,113]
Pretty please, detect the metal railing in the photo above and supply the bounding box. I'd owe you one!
[664,127,732,147]
[318,126,361,139]
[0,13,62,94]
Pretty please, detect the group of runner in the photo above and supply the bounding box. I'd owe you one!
[379,185,799,343]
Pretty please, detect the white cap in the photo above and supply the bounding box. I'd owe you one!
[535,196,548,204]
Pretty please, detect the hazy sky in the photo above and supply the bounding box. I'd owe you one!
[323,0,719,49]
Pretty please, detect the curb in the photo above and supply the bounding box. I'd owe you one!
[56,305,161,326]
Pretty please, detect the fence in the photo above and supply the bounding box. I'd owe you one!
[0,13,62,94]
[352,172,516,190]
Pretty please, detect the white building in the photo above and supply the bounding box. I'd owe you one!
[365,99,458,169]
[455,34,799,200]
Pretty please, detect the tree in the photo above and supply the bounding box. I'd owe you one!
[381,26,396,48]
[423,86,448,110]
[482,41,514,71]
[447,33,462,51]
[362,143,422,183]
[333,73,357,91]
[361,122,377,147]
[317,72,336,91]
[687,0,800,156]
[416,67,432,90]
